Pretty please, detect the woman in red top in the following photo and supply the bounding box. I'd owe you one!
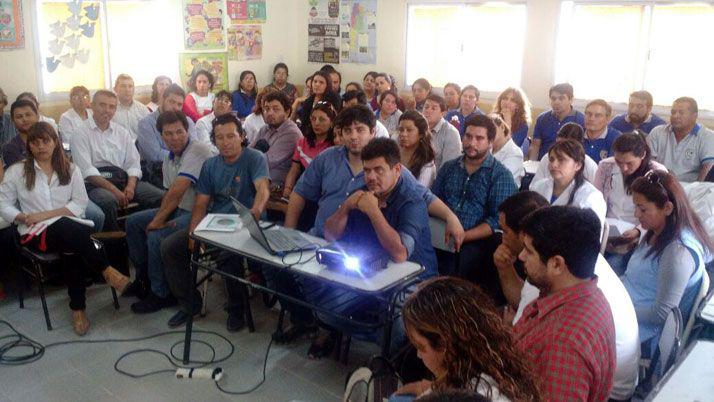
[182,70,215,122]
[282,102,336,198]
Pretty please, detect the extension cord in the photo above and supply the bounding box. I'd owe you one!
[176,367,224,381]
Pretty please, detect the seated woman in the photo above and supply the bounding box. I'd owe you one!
[344,81,363,93]
[182,70,215,122]
[363,71,379,111]
[231,70,257,119]
[267,62,298,104]
[411,78,432,112]
[623,170,711,354]
[489,113,524,185]
[294,70,341,129]
[393,277,541,402]
[243,87,276,145]
[492,87,532,156]
[377,91,403,138]
[397,111,436,187]
[146,75,172,112]
[443,83,461,112]
[530,139,607,228]
[290,74,313,123]
[0,122,130,335]
[283,102,336,199]
[594,131,667,274]
[374,73,406,112]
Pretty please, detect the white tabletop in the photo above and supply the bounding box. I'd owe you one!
[193,215,424,294]
[648,340,714,401]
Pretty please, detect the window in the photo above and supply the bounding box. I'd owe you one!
[35,0,182,97]
[556,1,714,111]
[406,2,526,92]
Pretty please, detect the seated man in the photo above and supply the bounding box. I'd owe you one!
[647,96,714,182]
[71,90,164,231]
[422,94,462,170]
[513,206,617,401]
[532,121,598,184]
[495,192,639,401]
[251,91,302,186]
[528,83,585,161]
[431,114,517,294]
[583,99,622,163]
[609,90,665,134]
[195,90,232,148]
[444,85,483,136]
[161,113,270,330]
[341,90,389,138]
[126,111,214,311]
[59,85,92,146]
[112,74,149,141]
[137,84,197,188]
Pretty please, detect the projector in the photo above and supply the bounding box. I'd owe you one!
[316,242,389,277]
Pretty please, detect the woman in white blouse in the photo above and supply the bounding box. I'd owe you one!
[0,122,130,336]
[489,113,524,186]
[397,111,436,187]
[532,122,598,184]
[243,87,274,145]
[530,139,607,229]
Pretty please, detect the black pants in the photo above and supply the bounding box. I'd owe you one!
[23,217,109,311]
[161,229,245,316]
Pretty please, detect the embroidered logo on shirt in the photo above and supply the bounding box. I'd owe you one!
[600,150,608,161]
[685,149,695,160]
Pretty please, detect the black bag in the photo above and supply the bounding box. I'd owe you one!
[86,166,128,191]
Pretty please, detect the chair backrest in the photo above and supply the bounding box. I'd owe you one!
[681,269,710,347]
[600,220,610,254]
[657,306,683,379]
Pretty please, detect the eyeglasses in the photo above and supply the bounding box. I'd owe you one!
[645,170,668,195]
[72,95,90,100]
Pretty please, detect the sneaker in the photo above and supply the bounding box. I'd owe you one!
[131,293,177,314]
[167,310,199,328]
[226,314,246,332]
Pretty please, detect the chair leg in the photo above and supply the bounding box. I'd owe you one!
[35,263,52,331]
[333,331,343,361]
[17,269,25,309]
[341,335,352,365]
[244,285,255,333]
[111,288,120,309]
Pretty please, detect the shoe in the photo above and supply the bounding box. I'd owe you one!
[226,314,246,332]
[122,280,150,300]
[307,331,338,359]
[72,310,90,336]
[131,293,177,314]
[102,267,130,295]
[272,323,318,344]
[167,310,199,328]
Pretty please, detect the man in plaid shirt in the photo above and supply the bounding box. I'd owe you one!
[514,206,616,401]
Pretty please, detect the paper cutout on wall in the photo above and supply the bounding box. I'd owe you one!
[46,56,60,72]
[0,0,25,50]
[84,4,98,21]
[183,0,225,50]
[80,21,95,37]
[227,25,262,61]
[67,0,82,16]
[179,52,229,92]
[42,1,102,79]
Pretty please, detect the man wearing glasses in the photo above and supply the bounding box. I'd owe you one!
[59,86,93,145]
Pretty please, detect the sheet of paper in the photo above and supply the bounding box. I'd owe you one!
[195,214,242,232]
[606,218,635,238]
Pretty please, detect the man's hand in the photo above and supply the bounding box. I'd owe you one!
[493,243,517,272]
[343,190,365,211]
[444,216,465,252]
[356,191,379,214]
[146,218,174,232]
[250,208,261,222]
[112,187,129,208]
[124,183,136,202]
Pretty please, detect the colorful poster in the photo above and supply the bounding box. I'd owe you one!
[340,0,377,64]
[307,0,340,63]
[227,25,262,60]
[0,0,24,49]
[179,52,229,92]
[227,0,266,25]
[183,0,225,50]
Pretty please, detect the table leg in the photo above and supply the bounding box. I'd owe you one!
[182,244,200,364]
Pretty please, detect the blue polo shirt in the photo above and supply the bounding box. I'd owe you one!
[444,107,484,136]
[294,146,437,237]
[431,154,517,231]
[512,123,530,155]
[533,109,585,159]
[195,147,269,214]
[609,113,666,135]
[342,173,438,277]
[583,126,622,163]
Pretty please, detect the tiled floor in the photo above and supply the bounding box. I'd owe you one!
[0,278,380,402]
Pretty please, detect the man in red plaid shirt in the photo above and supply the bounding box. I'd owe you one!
[513,206,616,401]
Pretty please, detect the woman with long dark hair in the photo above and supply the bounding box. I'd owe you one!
[146,75,172,112]
[411,78,432,112]
[0,122,130,335]
[397,111,436,187]
[492,87,532,155]
[294,70,341,128]
[182,69,215,122]
[622,170,712,353]
[530,139,607,227]
[231,70,257,118]
[394,277,542,401]
[267,63,298,103]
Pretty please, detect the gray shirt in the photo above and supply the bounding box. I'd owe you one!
[430,118,462,169]
[251,119,302,185]
[162,140,215,212]
[647,123,714,182]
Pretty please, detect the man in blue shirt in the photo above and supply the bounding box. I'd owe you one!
[137,84,197,188]
[609,90,665,134]
[444,85,483,136]
[432,114,517,293]
[528,83,585,160]
[161,113,270,331]
[583,99,622,163]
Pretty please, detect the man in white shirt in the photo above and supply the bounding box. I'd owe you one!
[493,192,639,401]
[59,86,93,147]
[112,74,149,141]
[422,94,462,170]
[647,97,714,182]
[71,90,164,231]
[532,121,598,184]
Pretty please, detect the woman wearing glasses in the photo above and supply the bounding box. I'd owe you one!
[622,170,711,354]
[58,86,93,145]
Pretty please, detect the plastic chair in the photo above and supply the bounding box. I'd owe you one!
[681,270,710,347]
[638,306,683,396]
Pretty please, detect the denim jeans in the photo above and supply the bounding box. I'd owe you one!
[84,200,105,233]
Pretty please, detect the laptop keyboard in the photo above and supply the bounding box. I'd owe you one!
[267,231,296,251]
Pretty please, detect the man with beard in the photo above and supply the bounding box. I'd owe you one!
[609,91,665,134]
[250,91,302,186]
[431,114,517,294]
[513,206,617,401]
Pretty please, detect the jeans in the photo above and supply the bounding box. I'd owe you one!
[125,208,190,297]
[88,181,165,231]
[84,200,105,233]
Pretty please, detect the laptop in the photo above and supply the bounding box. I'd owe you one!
[230,197,317,256]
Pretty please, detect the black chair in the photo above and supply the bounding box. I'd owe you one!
[17,239,120,331]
